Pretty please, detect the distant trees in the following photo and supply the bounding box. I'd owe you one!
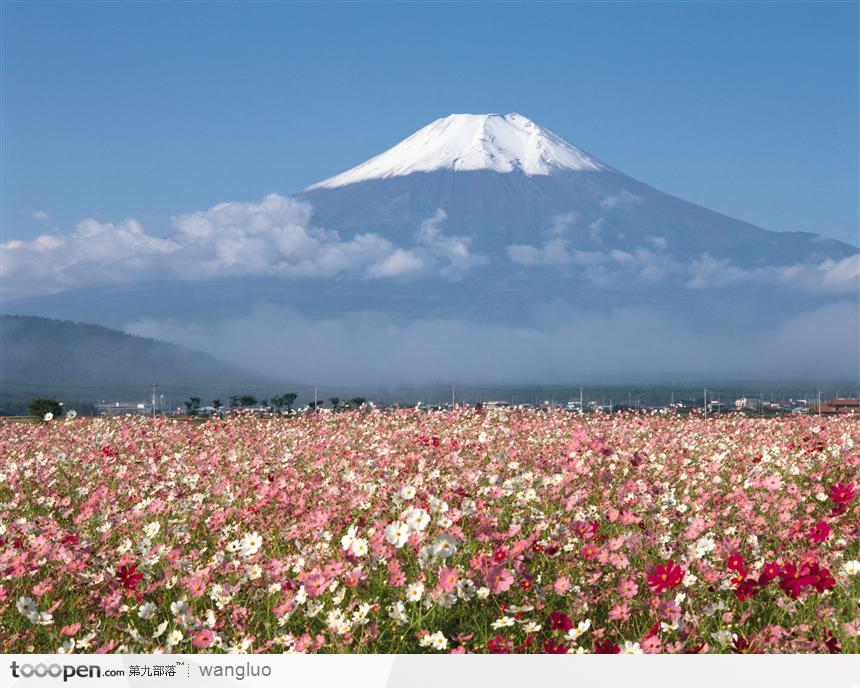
[28,397,62,419]
[349,397,367,408]
[329,397,341,411]
[183,396,201,416]
[228,395,258,408]
[212,399,222,412]
[270,393,298,413]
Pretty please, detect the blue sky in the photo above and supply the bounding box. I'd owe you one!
[2,1,858,244]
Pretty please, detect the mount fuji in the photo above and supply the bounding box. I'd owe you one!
[3,113,858,382]
[297,113,853,268]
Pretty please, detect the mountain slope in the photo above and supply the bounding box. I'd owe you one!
[0,315,289,409]
[297,113,856,268]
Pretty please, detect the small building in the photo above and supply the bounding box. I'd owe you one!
[735,398,762,411]
[97,401,150,416]
[809,398,860,415]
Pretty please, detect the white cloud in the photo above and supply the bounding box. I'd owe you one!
[601,190,643,209]
[1,219,178,296]
[415,209,486,279]
[32,210,49,221]
[366,248,427,279]
[686,254,860,294]
[0,195,486,298]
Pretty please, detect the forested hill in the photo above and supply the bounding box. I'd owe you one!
[0,314,288,413]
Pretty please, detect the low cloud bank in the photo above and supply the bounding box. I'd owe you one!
[125,300,860,386]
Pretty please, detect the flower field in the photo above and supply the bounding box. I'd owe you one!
[0,410,858,654]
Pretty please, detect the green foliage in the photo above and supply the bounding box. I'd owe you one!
[28,397,63,419]
[183,396,201,416]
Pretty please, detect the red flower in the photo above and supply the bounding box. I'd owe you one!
[828,482,856,505]
[647,559,685,593]
[726,552,745,572]
[116,563,143,591]
[824,630,842,654]
[733,578,759,602]
[593,639,620,654]
[493,546,508,563]
[731,635,760,654]
[542,640,568,654]
[808,521,831,544]
[778,561,835,598]
[549,611,573,632]
[487,635,510,654]
[759,562,780,584]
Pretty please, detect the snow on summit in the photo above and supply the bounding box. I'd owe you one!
[306,113,607,189]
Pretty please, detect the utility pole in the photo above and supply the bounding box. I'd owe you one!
[150,384,158,417]
[704,388,707,416]
[452,385,455,407]
[818,389,821,418]
[580,386,583,413]
[314,386,318,410]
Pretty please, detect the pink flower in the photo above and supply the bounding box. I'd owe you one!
[553,576,571,595]
[641,635,662,654]
[618,577,639,599]
[300,568,329,598]
[184,575,207,598]
[608,603,631,622]
[61,623,81,637]
[437,566,458,592]
[485,565,514,594]
[192,629,215,649]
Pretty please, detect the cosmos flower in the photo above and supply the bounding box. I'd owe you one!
[647,560,685,593]
[384,521,410,548]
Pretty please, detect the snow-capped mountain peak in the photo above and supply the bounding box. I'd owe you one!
[306,113,607,189]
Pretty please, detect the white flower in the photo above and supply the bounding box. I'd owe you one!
[239,532,262,557]
[404,508,431,532]
[384,521,410,548]
[341,525,359,551]
[622,641,642,654]
[351,538,369,557]
[43,412,53,421]
[16,596,37,616]
[842,560,860,576]
[431,534,457,559]
[491,615,516,629]
[138,602,157,620]
[152,620,169,638]
[399,485,416,500]
[166,630,183,646]
[712,630,733,646]
[66,410,77,420]
[429,631,448,651]
[144,522,161,539]
[476,587,490,599]
[406,582,424,602]
[522,621,542,633]
[567,619,591,639]
[388,601,408,624]
[170,600,189,616]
